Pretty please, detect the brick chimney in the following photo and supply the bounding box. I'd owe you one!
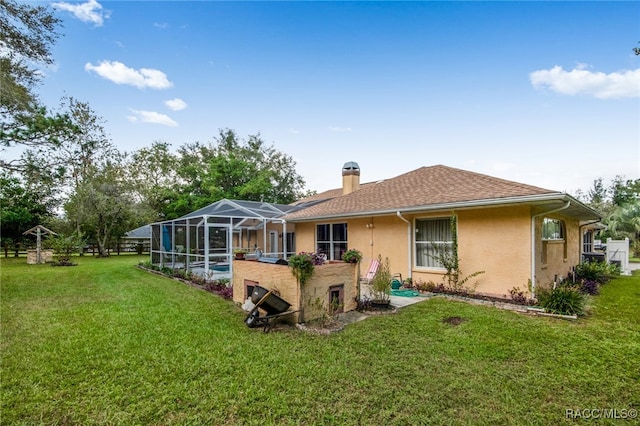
[342,161,360,195]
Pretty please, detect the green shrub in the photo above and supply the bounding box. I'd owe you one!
[341,248,363,264]
[575,261,619,284]
[47,232,85,265]
[537,285,587,316]
[414,280,436,292]
[371,255,392,302]
[288,252,316,286]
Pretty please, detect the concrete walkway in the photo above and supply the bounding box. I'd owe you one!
[360,283,433,308]
[332,292,432,328]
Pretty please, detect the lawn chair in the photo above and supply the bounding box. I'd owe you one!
[360,257,380,285]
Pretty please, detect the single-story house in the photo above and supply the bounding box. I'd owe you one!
[122,224,151,253]
[283,162,602,298]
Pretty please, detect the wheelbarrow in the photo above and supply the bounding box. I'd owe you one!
[244,285,299,332]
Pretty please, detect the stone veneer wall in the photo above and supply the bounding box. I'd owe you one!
[232,260,358,323]
[26,249,54,264]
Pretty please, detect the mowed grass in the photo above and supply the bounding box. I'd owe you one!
[1,256,639,425]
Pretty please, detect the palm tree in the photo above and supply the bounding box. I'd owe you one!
[604,200,640,240]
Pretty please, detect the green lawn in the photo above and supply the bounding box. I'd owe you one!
[2,256,638,425]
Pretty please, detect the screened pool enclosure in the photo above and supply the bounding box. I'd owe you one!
[150,199,300,279]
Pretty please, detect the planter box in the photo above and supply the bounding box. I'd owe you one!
[232,259,358,322]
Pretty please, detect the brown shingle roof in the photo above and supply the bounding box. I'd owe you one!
[290,188,343,206]
[291,181,378,206]
[285,165,559,220]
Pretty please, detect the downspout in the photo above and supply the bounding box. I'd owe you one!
[396,212,412,281]
[531,201,570,298]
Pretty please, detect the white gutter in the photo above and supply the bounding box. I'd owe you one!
[396,212,412,281]
[531,201,571,298]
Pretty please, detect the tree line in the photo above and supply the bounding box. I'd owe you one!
[0,1,310,257]
[575,177,640,256]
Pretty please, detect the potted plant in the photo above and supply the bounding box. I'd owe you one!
[288,252,315,286]
[233,248,248,260]
[370,255,392,309]
[341,248,363,264]
[289,252,317,323]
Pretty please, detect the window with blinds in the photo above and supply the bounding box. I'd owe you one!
[415,217,453,268]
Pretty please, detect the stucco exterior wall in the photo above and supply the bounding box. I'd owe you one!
[534,214,581,290]
[290,205,586,299]
[292,206,536,298]
[293,222,315,253]
[232,259,357,323]
[456,207,532,296]
[301,262,358,321]
[293,217,410,279]
[401,207,532,296]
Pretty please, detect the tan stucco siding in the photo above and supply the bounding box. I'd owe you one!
[232,259,357,322]
[293,222,315,253]
[455,207,532,296]
[293,217,410,278]
[292,206,536,297]
[302,262,358,319]
[357,216,409,275]
[534,214,581,289]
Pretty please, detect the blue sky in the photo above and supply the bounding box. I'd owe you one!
[33,1,640,194]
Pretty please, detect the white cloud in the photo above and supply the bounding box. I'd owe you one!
[530,65,640,99]
[85,60,173,89]
[165,98,187,111]
[329,126,352,132]
[127,109,178,127]
[53,0,109,27]
[289,128,300,134]
[154,22,169,30]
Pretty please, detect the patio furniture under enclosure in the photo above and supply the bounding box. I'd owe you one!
[150,199,300,279]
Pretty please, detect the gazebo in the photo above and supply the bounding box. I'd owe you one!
[150,199,302,279]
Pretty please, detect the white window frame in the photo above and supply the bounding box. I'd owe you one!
[414,217,454,270]
[542,218,565,241]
